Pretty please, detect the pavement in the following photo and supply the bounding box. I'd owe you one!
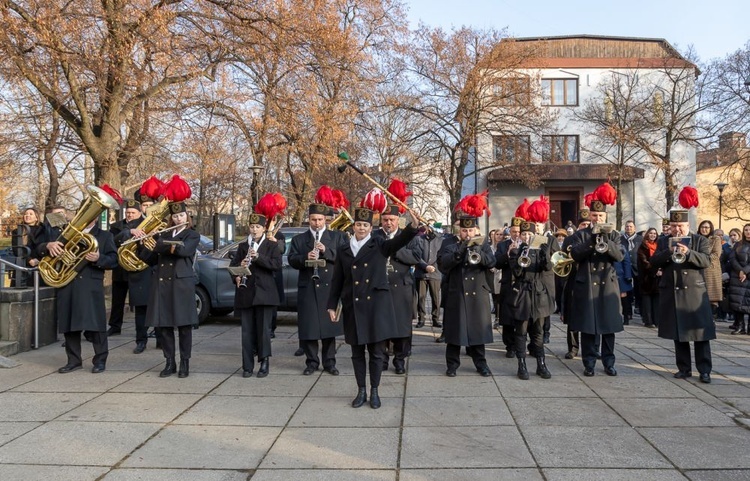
[0,312,749,481]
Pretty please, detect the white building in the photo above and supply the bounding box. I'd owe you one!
[476,35,698,232]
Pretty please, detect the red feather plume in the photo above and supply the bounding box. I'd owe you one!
[514,198,531,220]
[593,181,617,205]
[360,188,388,213]
[272,192,287,212]
[455,190,491,218]
[583,192,594,208]
[332,189,350,209]
[163,175,192,202]
[255,192,286,219]
[678,186,699,209]
[314,185,335,206]
[100,184,123,204]
[387,178,412,214]
[528,195,550,223]
[141,176,165,200]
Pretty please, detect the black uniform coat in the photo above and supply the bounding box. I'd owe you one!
[727,242,750,314]
[373,229,423,338]
[114,216,153,307]
[230,236,282,309]
[651,233,716,342]
[439,241,495,346]
[327,224,418,346]
[140,228,200,327]
[288,229,346,340]
[494,238,518,326]
[38,226,118,333]
[563,227,625,335]
[507,243,554,322]
[109,218,130,283]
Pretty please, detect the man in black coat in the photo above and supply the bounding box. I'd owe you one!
[563,201,624,377]
[415,221,442,329]
[651,209,715,383]
[39,219,118,373]
[288,203,347,376]
[327,207,419,409]
[107,202,139,336]
[560,209,592,359]
[494,217,523,357]
[373,206,422,374]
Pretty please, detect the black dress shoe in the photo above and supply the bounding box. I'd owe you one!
[415,320,425,328]
[257,358,269,378]
[433,321,442,328]
[477,366,492,377]
[369,387,381,409]
[178,359,189,378]
[160,358,177,377]
[324,367,340,376]
[699,372,711,383]
[294,348,305,357]
[673,371,693,379]
[604,366,617,376]
[446,368,457,377]
[242,370,253,378]
[351,387,367,408]
[435,334,445,343]
[107,327,121,336]
[91,364,106,374]
[133,342,146,354]
[394,367,405,375]
[564,351,575,360]
[505,349,515,358]
[303,367,315,375]
[583,368,595,377]
[58,364,82,374]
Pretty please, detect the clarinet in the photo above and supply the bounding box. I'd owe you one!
[311,230,321,280]
[238,238,258,288]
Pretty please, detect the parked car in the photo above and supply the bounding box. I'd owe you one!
[193,227,307,323]
[197,234,229,254]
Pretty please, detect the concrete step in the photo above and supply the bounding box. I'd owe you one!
[0,340,19,357]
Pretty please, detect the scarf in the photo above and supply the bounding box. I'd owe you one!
[643,239,657,258]
[350,233,371,257]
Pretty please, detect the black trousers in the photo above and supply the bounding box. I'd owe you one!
[302,337,337,369]
[159,326,192,361]
[641,294,659,326]
[383,337,410,369]
[675,340,712,375]
[351,341,386,388]
[543,316,551,336]
[582,332,615,369]
[567,326,580,354]
[108,280,129,330]
[240,306,273,371]
[417,278,441,324]
[502,325,516,351]
[445,343,487,371]
[515,318,544,358]
[64,331,108,367]
[134,305,148,343]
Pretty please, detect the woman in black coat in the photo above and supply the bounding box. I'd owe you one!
[637,228,660,328]
[229,213,282,378]
[728,223,750,335]
[139,202,200,378]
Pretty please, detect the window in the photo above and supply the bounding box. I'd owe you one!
[542,135,579,163]
[493,135,531,164]
[541,79,578,106]
[492,77,531,106]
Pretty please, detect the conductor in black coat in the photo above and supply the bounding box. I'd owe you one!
[230,212,282,378]
[373,206,422,374]
[288,203,346,375]
[38,220,118,373]
[327,208,419,409]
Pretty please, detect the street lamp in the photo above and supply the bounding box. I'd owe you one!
[249,164,265,206]
[715,182,728,230]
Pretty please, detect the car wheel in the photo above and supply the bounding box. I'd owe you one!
[195,286,210,324]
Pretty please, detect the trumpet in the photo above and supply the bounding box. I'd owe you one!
[672,246,686,264]
[592,223,614,254]
[518,246,531,268]
[462,235,484,265]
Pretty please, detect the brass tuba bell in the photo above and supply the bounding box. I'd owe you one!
[38,185,120,287]
[117,199,171,272]
[329,208,354,232]
[551,249,576,277]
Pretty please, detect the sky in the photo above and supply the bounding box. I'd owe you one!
[404,0,749,63]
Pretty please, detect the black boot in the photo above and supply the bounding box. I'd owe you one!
[178,358,190,378]
[351,387,367,408]
[159,358,176,377]
[369,387,381,409]
[517,357,529,380]
[257,358,269,378]
[536,357,551,379]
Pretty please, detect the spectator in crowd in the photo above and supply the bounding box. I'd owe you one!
[637,227,660,328]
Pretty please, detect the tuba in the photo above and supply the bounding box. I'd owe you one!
[38,185,120,288]
[329,208,354,231]
[117,199,172,272]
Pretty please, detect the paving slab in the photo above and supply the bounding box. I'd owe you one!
[0,391,99,421]
[582,375,693,398]
[123,425,281,469]
[259,427,399,469]
[100,349,165,372]
[405,375,500,397]
[495,374,597,398]
[542,468,688,480]
[251,469,396,481]
[0,421,162,465]
[212,373,317,396]
[307,374,405,398]
[0,365,53,392]
[399,468,544,481]
[399,426,535,468]
[60,393,202,423]
[606,397,736,427]
[720,396,750,416]
[402,396,513,426]
[0,421,40,446]
[289,396,402,427]
[10,370,141,393]
[175,395,302,426]
[520,426,671,468]
[638,427,750,469]
[111,371,230,394]
[507,397,627,427]
[101,468,251,481]
[685,470,750,481]
[0,465,108,481]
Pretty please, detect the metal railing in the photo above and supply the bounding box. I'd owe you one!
[0,258,41,349]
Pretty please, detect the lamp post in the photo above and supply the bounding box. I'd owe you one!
[715,182,727,230]
[249,164,265,207]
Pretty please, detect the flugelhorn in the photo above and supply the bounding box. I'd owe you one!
[117,199,172,271]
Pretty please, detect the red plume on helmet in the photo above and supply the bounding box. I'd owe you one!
[387,178,413,214]
[678,186,699,209]
[314,185,335,206]
[455,190,491,218]
[140,176,165,200]
[100,184,123,204]
[360,188,388,213]
[255,192,287,221]
[583,192,594,208]
[528,195,550,223]
[514,198,531,220]
[163,175,192,202]
[593,181,617,205]
[272,192,287,212]
[332,189,350,209]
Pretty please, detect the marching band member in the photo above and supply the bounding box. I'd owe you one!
[561,208,591,359]
[495,214,524,357]
[327,189,419,409]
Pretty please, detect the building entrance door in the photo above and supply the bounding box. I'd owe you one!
[547,190,581,230]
